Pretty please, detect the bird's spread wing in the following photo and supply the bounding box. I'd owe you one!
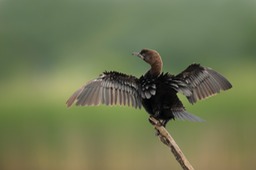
[66,71,142,108]
[170,64,232,104]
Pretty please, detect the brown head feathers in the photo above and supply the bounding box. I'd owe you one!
[133,48,163,76]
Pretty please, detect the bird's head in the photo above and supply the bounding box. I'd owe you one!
[132,48,161,65]
[132,48,163,76]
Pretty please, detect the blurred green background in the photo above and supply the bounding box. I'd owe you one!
[0,0,255,170]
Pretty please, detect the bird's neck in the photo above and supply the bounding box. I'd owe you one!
[149,60,163,77]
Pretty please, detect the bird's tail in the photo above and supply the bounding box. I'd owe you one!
[173,110,204,122]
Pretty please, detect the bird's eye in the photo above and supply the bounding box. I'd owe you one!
[140,49,148,55]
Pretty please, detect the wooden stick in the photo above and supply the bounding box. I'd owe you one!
[149,117,195,170]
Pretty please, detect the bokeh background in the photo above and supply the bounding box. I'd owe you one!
[0,0,256,170]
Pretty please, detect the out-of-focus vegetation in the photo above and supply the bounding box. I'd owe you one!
[0,0,255,170]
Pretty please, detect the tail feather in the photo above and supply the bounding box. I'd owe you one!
[173,111,204,122]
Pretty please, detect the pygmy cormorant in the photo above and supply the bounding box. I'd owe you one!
[66,49,232,126]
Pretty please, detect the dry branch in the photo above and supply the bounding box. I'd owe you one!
[149,117,195,170]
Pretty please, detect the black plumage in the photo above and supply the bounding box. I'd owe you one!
[66,49,232,126]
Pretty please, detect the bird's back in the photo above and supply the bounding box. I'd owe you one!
[139,73,181,120]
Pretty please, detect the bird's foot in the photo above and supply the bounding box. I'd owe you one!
[148,116,163,136]
[148,116,162,126]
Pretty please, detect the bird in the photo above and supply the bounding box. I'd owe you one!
[66,48,232,127]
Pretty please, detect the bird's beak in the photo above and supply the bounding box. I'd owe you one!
[132,52,144,59]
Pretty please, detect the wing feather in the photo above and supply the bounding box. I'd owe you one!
[66,71,142,108]
[173,64,232,104]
